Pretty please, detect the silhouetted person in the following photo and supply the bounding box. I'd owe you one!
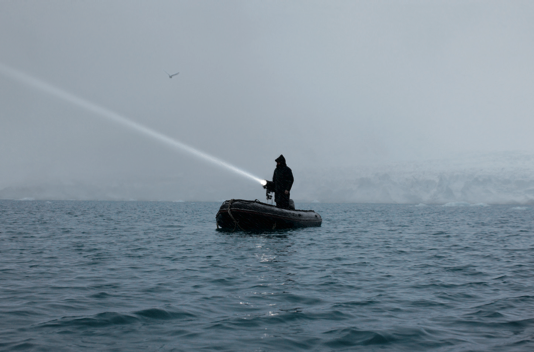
[265,155,294,209]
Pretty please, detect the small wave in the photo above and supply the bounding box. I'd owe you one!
[454,316,534,330]
[323,327,392,347]
[278,293,323,305]
[3,342,37,351]
[512,206,529,210]
[409,299,451,308]
[134,308,195,320]
[332,299,378,308]
[38,307,197,330]
[39,312,139,329]
[471,203,489,207]
[415,203,427,207]
[210,307,348,333]
[5,309,45,317]
[466,309,505,319]
[89,292,114,299]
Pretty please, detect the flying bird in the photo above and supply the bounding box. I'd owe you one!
[164,70,180,79]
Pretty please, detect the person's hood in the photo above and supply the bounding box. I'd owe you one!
[275,154,286,165]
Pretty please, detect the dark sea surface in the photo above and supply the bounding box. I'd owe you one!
[1,200,533,351]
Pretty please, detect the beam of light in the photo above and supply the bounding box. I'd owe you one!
[0,62,265,185]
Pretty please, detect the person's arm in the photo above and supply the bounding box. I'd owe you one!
[264,180,275,192]
[284,168,294,194]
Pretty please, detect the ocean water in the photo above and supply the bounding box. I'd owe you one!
[1,200,533,351]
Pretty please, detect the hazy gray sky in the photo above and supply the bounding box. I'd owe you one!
[1,1,534,200]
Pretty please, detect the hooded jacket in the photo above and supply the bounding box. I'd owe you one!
[272,155,294,206]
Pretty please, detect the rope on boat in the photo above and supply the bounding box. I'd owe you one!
[227,199,244,232]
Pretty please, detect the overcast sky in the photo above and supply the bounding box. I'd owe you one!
[1,1,534,200]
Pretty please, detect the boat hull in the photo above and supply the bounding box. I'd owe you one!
[216,199,322,231]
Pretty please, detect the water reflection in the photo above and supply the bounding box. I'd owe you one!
[218,230,300,316]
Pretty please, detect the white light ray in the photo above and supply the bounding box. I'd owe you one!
[0,62,265,184]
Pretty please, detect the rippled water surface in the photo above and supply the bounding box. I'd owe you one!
[1,200,534,351]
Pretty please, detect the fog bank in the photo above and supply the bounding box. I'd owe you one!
[2,152,534,205]
[1,1,534,202]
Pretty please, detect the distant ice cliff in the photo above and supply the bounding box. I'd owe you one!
[2,151,534,204]
[296,151,534,204]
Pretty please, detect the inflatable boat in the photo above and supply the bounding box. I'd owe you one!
[216,199,322,231]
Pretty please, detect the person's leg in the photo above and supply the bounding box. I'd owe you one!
[276,194,290,209]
